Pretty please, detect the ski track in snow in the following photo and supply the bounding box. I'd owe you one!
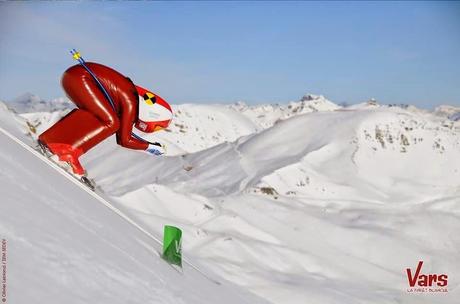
[2,96,460,304]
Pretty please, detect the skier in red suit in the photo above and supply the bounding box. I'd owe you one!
[38,62,169,175]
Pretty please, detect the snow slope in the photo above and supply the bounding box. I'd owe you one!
[83,106,460,304]
[2,94,460,304]
[0,124,268,304]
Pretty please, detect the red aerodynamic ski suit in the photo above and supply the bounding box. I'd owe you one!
[39,63,148,174]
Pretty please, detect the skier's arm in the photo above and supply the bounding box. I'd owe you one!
[116,97,149,150]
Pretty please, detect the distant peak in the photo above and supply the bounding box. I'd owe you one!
[233,101,247,107]
[300,94,322,102]
[6,92,73,113]
[367,98,378,105]
[11,92,43,104]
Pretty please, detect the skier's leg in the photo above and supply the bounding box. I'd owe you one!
[39,109,107,174]
[60,66,120,152]
[38,66,120,174]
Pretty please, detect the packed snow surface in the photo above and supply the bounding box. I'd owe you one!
[2,94,460,303]
[0,117,267,304]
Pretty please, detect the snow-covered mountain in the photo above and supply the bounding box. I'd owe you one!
[434,104,460,121]
[6,92,74,113]
[1,94,460,304]
[229,94,340,129]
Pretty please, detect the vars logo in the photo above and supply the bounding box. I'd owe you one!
[406,261,448,293]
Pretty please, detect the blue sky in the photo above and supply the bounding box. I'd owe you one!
[0,1,459,108]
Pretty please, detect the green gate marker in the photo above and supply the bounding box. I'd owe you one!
[162,225,182,267]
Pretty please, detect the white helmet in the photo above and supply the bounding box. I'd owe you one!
[134,85,172,133]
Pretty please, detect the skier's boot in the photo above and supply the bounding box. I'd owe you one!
[37,141,95,190]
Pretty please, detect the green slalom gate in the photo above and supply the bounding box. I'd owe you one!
[162,225,182,267]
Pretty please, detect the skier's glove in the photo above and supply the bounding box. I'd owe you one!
[145,142,166,156]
